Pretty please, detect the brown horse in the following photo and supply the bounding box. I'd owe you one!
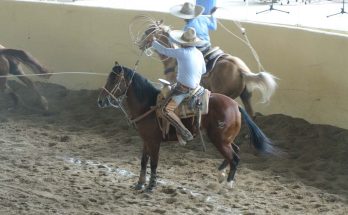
[97,63,278,192]
[137,21,278,117]
[0,44,51,110]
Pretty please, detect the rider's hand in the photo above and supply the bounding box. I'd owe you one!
[210,6,217,15]
[151,36,157,46]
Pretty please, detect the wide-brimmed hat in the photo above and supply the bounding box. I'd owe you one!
[169,2,204,19]
[169,27,206,47]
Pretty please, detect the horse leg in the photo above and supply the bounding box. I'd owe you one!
[0,79,20,108]
[10,61,48,110]
[134,151,149,190]
[227,150,240,185]
[240,87,254,118]
[217,143,240,188]
[0,59,19,108]
[217,160,228,183]
[232,143,240,153]
[217,143,240,183]
[145,143,160,192]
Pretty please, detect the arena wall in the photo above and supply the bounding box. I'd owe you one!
[0,1,347,129]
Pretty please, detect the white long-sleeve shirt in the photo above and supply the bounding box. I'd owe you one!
[152,41,206,89]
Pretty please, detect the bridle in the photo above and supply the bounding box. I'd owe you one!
[101,53,158,127]
[102,66,135,126]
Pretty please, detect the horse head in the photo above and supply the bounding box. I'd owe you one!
[138,20,172,51]
[97,61,129,108]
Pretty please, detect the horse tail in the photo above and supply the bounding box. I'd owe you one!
[241,70,278,103]
[239,106,281,155]
[0,49,50,79]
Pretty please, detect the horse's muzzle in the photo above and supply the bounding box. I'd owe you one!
[97,96,120,108]
[97,97,109,108]
[97,98,105,108]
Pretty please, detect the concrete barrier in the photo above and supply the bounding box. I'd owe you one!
[0,1,347,129]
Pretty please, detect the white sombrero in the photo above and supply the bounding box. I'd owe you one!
[169,27,207,47]
[169,2,204,19]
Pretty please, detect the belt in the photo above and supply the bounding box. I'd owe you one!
[176,82,194,91]
[176,83,201,97]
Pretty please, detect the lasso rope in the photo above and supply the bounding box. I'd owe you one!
[129,12,266,72]
[128,15,173,63]
[217,19,266,72]
[213,4,266,72]
[0,71,108,79]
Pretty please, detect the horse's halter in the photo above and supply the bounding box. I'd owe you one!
[100,55,143,126]
[102,67,130,109]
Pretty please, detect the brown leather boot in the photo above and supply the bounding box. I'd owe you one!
[165,111,193,142]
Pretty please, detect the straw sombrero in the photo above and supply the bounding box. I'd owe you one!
[169,2,204,19]
[169,27,206,47]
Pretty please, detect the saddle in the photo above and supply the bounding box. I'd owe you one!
[202,46,228,75]
[156,80,211,138]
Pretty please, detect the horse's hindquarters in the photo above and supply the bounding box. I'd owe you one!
[203,61,245,99]
[202,93,241,142]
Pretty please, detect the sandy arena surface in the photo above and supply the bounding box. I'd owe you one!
[0,81,347,215]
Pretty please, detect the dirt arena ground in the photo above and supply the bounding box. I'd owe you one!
[0,81,347,215]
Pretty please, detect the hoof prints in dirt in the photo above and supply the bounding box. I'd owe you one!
[0,82,347,214]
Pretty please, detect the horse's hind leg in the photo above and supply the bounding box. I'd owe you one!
[218,144,240,170]
[240,87,254,118]
[217,159,228,183]
[217,143,240,183]
[216,143,240,188]
[232,143,240,153]
[227,151,240,183]
[10,61,48,110]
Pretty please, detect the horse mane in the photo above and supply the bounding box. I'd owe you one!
[117,65,160,107]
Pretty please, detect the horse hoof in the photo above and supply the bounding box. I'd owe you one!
[133,183,145,190]
[218,171,226,183]
[227,180,234,190]
[145,186,154,193]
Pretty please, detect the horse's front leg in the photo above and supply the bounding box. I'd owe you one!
[146,157,158,192]
[145,144,160,192]
[11,63,48,110]
[134,152,149,190]
[2,83,20,109]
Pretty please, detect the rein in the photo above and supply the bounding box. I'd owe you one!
[104,51,160,127]
[130,106,158,124]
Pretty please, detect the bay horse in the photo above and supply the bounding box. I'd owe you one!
[0,44,51,110]
[136,20,278,117]
[97,62,278,192]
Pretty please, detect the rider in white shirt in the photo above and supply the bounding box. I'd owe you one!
[151,27,206,144]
